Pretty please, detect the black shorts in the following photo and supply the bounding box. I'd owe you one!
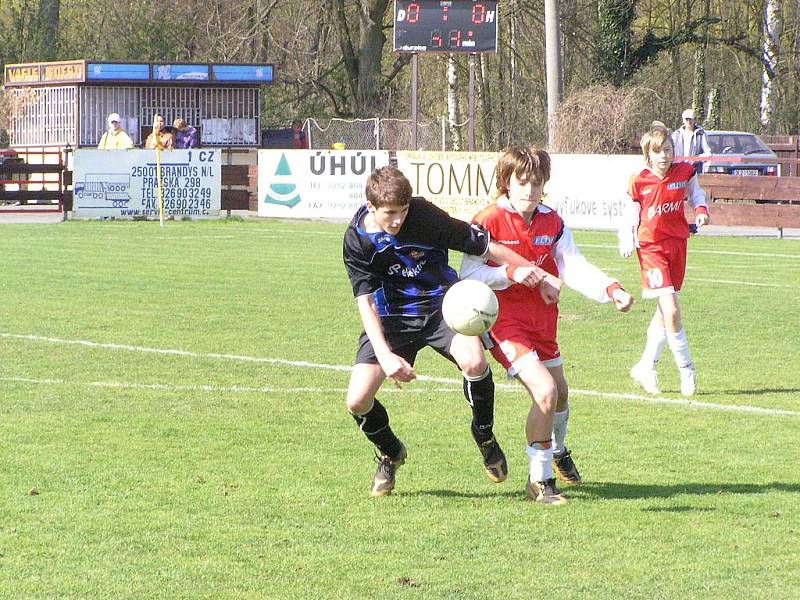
[355,312,457,366]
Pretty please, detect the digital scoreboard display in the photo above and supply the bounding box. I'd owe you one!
[394,1,498,53]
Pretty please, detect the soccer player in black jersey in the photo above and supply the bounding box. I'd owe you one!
[342,166,560,497]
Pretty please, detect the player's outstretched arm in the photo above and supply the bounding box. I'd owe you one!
[484,240,561,304]
[355,294,415,384]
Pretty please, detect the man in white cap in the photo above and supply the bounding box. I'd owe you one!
[98,113,134,150]
[671,108,711,173]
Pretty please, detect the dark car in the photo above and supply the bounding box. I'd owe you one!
[703,131,779,176]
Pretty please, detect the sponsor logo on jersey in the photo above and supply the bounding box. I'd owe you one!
[666,181,688,190]
[533,235,555,245]
[497,239,520,245]
[388,259,427,277]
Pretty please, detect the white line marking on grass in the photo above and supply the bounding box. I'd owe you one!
[582,243,800,260]
[684,277,799,289]
[0,376,460,395]
[2,333,797,417]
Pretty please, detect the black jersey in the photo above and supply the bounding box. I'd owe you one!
[343,197,491,318]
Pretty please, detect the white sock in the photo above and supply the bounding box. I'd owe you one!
[551,408,569,455]
[667,328,693,369]
[639,313,667,367]
[526,442,553,482]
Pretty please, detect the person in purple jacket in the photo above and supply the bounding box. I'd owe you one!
[173,118,198,149]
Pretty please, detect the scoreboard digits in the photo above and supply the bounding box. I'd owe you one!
[394,1,498,53]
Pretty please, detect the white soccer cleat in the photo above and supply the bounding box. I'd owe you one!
[630,362,660,395]
[679,366,696,397]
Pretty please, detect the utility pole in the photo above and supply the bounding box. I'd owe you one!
[544,0,562,148]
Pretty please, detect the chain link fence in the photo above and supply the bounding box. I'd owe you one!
[306,117,453,151]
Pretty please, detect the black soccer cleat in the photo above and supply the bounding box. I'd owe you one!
[476,436,508,483]
[370,443,407,497]
[552,448,582,485]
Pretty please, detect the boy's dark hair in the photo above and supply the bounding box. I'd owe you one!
[365,166,413,208]
[494,146,551,200]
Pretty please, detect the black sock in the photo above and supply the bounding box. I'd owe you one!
[463,367,495,444]
[351,399,403,459]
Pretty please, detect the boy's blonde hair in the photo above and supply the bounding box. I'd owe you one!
[640,121,673,160]
[365,166,413,208]
[494,146,551,200]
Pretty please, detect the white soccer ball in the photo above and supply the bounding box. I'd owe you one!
[441,279,499,336]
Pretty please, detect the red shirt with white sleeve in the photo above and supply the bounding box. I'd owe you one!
[462,197,618,343]
[627,161,708,244]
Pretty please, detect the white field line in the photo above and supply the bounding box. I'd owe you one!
[582,243,800,260]
[684,277,800,289]
[1,332,797,418]
[0,376,459,395]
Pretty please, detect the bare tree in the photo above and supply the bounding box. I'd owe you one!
[760,0,782,132]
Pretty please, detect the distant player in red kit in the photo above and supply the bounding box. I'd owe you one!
[461,146,633,505]
[619,121,710,397]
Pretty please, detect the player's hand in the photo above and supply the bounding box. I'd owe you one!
[538,274,561,305]
[611,288,634,312]
[378,353,416,386]
[509,265,544,287]
[695,212,710,228]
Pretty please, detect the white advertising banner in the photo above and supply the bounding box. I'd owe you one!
[397,151,644,231]
[258,150,391,219]
[544,154,644,231]
[396,151,499,222]
[72,149,221,219]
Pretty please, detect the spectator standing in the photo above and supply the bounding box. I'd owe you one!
[97,113,134,150]
[145,114,175,150]
[292,119,308,149]
[173,118,198,149]
[671,109,711,173]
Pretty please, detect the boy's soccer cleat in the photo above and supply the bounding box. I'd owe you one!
[679,365,696,397]
[476,436,508,483]
[525,477,568,505]
[630,362,660,395]
[370,443,407,497]
[552,448,581,485]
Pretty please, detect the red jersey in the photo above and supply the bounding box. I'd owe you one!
[471,200,563,341]
[628,161,699,244]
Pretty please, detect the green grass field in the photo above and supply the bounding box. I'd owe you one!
[1,219,798,598]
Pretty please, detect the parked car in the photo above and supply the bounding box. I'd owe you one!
[703,130,779,176]
[0,147,20,165]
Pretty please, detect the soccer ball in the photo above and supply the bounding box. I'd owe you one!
[441,279,499,336]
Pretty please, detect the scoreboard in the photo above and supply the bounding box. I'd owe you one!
[393,1,498,53]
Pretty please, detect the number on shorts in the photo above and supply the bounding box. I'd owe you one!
[645,268,664,289]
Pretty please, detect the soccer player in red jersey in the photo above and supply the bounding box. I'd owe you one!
[343,166,560,497]
[619,121,710,397]
[461,146,633,504]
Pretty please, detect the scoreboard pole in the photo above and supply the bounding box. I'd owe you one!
[412,54,419,150]
[468,54,476,151]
